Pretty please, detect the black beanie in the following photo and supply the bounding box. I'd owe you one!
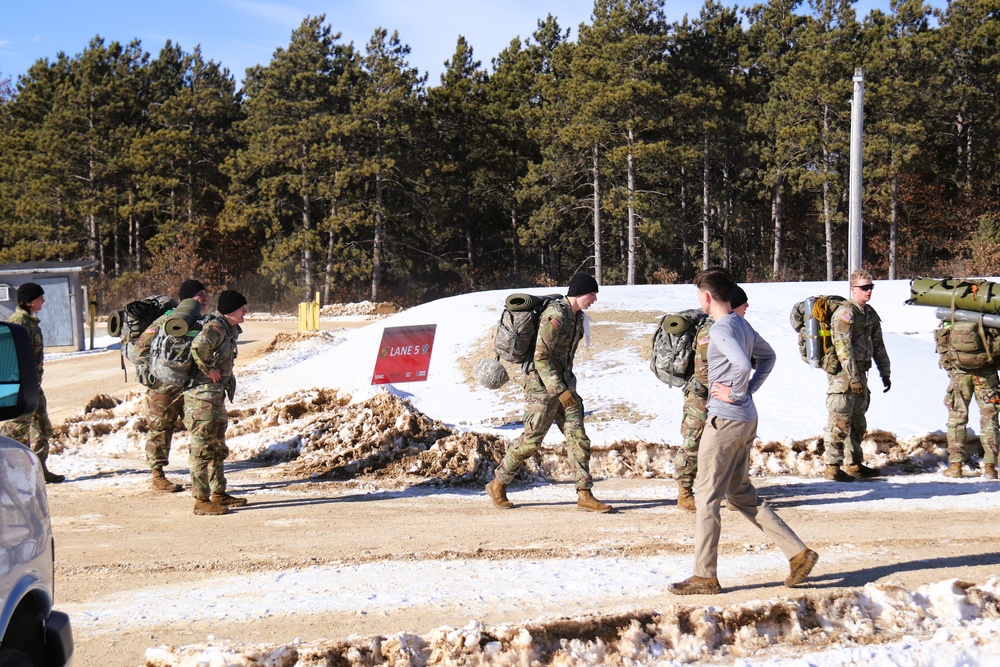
[730,285,748,309]
[17,282,44,306]
[567,273,599,297]
[178,279,207,301]
[217,290,247,315]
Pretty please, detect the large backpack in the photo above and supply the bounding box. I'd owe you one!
[935,320,994,370]
[789,295,846,374]
[650,309,708,388]
[493,293,563,365]
[148,324,203,388]
[115,296,177,364]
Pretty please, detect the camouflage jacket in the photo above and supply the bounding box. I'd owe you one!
[831,299,890,382]
[685,317,715,397]
[530,297,584,396]
[189,312,241,387]
[7,306,43,382]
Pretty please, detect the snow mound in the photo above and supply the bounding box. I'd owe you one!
[143,578,1000,667]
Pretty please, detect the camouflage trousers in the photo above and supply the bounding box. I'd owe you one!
[0,387,53,461]
[183,385,230,500]
[144,385,185,470]
[675,387,708,491]
[823,372,870,465]
[497,375,593,490]
[945,368,1000,465]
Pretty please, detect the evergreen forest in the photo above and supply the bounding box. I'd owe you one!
[2,0,999,308]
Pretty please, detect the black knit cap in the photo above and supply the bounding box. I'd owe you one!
[567,273,599,297]
[17,282,44,306]
[178,279,207,301]
[730,285,748,309]
[217,290,247,315]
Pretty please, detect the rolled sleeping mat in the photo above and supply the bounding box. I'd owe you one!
[935,307,1000,330]
[659,308,706,335]
[162,298,202,337]
[909,278,1000,314]
[107,309,125,338]
[504,293,563,312]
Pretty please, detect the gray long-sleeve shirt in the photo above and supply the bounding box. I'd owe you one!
[706,313,776,422]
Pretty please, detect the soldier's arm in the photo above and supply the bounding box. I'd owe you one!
[870,310,891,378]
[190,323,223,375]
[134,321,161,363]
[832,306,860,381]
[533,309,569,396]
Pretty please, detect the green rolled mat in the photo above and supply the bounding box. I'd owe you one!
[163,298,202,337]
[909,278,1000,314]
[107,309,125,337]
[504,293,563,312]
[661,314,693,334]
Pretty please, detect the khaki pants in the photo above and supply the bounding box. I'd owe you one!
[693,416,806,579]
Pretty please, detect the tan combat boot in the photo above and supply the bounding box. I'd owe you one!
[211,492,248,507]
[193,498,228,515]
[577,489,611,513]
[151,468,183,493]
[42,464,65,484]
[785,548,819,587]
[668,576,722,595]
[943,462,963,478]
[676,486,696,513]
[984,463,998,480]
[846,462,881,478]
[824,465,854,482]
[485,476,513,510]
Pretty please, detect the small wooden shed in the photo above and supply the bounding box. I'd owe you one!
[0,261,99,352]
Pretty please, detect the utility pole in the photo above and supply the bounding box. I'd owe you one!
[848,68,864,277]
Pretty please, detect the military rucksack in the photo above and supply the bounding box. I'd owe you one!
[789,295,846,374]
[650,309,708,388]
[115,296,177,364]
[935,320,994,370]
[493,293,563,365]
[148,323,203,388]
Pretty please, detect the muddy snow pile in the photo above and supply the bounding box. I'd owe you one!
[52,383,966,485]
[143,578,1000,666]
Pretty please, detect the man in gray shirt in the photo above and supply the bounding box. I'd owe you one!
[669,270,819,595]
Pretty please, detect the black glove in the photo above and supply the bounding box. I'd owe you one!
[225,375,237,402]
[882,375,891,393]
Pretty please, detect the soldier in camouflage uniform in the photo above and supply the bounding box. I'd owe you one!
[135,279,208,493]
[486,273,611,513]
[937,322,1000,479]
[823,270,891,482]
[185,290,248,516]
[0,282,64,483]
[675,284,748,512]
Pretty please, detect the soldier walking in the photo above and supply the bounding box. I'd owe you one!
[822,270,891,482]
[185,290,249,516]
[486,273,611,513]
[0,282,64,483]
[134,279,208,492]
[676,282,748,512]
[936,321,1000,479]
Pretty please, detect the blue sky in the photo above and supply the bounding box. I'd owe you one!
[1,0,941,88]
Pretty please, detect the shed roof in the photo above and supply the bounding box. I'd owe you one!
[0,260,99,275]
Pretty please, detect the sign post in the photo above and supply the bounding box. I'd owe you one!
[371,324,437,384]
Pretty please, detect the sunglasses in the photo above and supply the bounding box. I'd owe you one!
[853,283,874,292]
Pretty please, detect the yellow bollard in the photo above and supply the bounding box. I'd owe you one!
[298,292,321,332]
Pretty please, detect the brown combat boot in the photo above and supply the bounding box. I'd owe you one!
[485,475,513,509]
[577,489,611,513]
[41,461,65,484]
[846,462,881,478]
[676,486,696,513]
[943,462,963,478]
[668,576,722,595]
[211,492,248,507]
[785,548,819,587]
[984,464,998,480]
[151,468,183,493]
[824,465,855,482]
[193,498,228,515]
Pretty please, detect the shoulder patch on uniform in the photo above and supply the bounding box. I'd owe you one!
[839,310,853,322]
[697,333,711,346]
[549,317,562,330]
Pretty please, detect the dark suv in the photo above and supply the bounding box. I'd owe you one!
[0,321,73,666]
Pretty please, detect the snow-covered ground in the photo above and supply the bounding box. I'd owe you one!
[47,278,1000,666]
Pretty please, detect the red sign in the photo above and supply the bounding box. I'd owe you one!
[371,324,437,384]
